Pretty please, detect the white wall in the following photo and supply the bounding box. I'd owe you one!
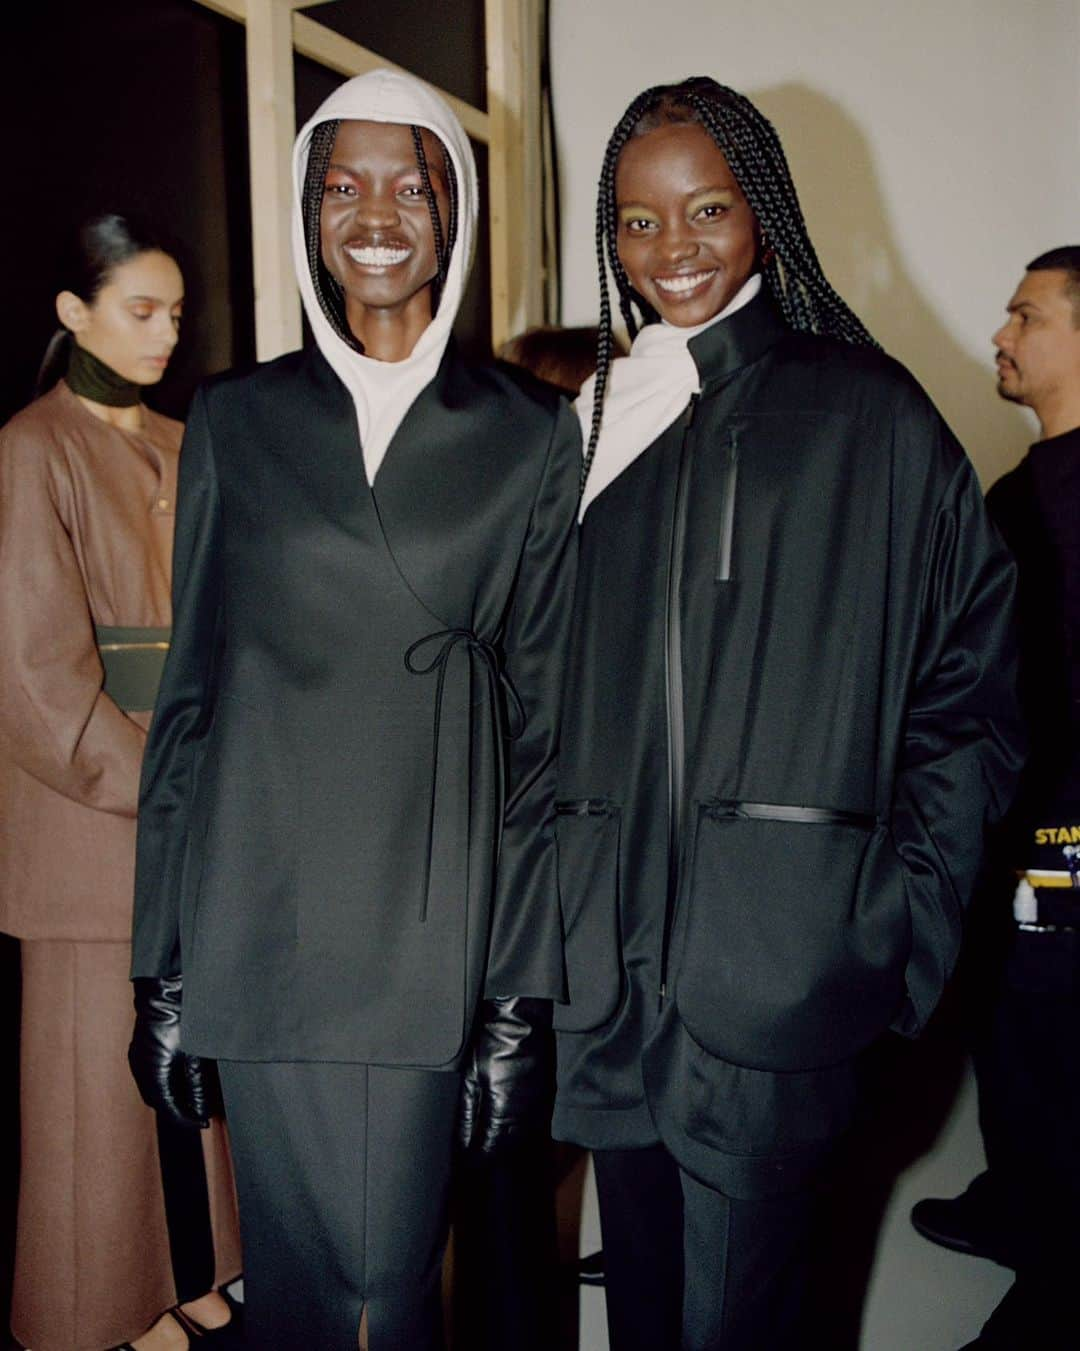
[551,0,1080,486]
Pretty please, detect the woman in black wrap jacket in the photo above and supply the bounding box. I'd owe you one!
[127,70,578,1351]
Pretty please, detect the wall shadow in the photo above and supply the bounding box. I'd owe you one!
[752,83,1034,488]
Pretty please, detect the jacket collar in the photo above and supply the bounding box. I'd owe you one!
[688,288,788,389]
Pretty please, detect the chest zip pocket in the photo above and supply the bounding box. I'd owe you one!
[715,429,738,583]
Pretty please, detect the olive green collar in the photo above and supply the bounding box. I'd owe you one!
[66,341,141,407]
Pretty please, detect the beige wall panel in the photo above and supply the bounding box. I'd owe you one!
[486,0,547,350]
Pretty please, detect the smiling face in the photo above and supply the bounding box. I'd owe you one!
[319,119,449,358]
[993,269,1080,429]
[58,249,183,384]
[614,121,759,328]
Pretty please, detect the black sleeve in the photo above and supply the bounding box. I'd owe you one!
[483,397,581,999]
[890,452,1025,1036]
[131,387,225,977]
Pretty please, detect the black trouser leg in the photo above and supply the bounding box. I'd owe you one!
[970,930,1080,1346]
[155,1114,216,1304]
[679,1170,815,1351]
[452,1140,558,1351]
[592,1145,684,1351]
[593,1143,816,1351]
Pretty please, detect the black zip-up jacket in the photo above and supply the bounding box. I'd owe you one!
[552,293,1023,1197]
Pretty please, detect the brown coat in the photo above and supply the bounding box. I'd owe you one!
[0,383,240,1350]
[0,381,175,940]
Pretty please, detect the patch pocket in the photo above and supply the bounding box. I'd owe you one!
[675,801,910,1071]
[552,799,623,1033]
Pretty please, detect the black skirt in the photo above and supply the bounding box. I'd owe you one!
[218,1059,460,1350]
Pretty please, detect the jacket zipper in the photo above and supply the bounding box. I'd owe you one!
[702,801,877,829]
[715,432,738,582]
[555,798,613,817]
[660,394,699,1003]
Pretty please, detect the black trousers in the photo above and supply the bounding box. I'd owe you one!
[592,1144,817,1351]
[219,1060,460,1351]
[971,927,1080,1345]
[156,1113,218,1303]
[451,1139,559,1351]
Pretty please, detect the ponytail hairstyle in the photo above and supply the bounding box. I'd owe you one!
[583,76,877,490]
[301,118,459,351]
[35,212,175,397]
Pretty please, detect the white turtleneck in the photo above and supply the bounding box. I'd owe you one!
[577,273,762,520]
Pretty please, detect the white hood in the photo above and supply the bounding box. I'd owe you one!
[291,69,478,483]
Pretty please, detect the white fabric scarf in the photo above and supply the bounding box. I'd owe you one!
[577,274,762,521]
[291,69,479,485]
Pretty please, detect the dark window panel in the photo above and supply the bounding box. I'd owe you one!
[298,0,486,111]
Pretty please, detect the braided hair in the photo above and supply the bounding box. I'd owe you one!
[301,118,459,351]
[583,76,877,490]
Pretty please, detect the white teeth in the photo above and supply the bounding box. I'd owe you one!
[655,270,715,294]
[345,245,411,267]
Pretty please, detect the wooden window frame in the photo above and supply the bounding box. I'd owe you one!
[193,0,546,358]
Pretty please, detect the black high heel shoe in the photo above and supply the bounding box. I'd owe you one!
[172,1295,240,1343]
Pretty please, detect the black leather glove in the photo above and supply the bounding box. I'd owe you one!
[128,976,221,1128]
[457,996,554,1156]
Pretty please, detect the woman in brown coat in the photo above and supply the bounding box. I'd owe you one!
[0,215,241,1351]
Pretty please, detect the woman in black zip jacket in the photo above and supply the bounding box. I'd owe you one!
[551,76,1024,1351]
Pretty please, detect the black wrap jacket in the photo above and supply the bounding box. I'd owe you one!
[132,343,579,1068]
[552,293,1024,1196]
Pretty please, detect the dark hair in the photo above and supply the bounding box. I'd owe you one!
[583,76,877,490]
[1027,246,1080,327]
[301,118,459,352]
[499,325,623,397]
[35,212,176,396]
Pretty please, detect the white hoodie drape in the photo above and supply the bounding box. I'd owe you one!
[291,69,479,484]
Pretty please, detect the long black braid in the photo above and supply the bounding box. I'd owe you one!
[410,124,459,310]
[583,76,877,491]
[302,119,355,347]
[301,117,459,350]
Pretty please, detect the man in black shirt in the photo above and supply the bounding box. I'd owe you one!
[913,246,1080,1350]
